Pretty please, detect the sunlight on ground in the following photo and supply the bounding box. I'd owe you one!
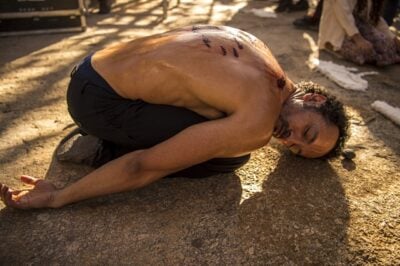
[164,0,247,25]
[341,106,398,176]
[0,0,249,155]
[0,45,85,148]
[302,32,319,69]
[237,145,281,204]
[98,15,136,25]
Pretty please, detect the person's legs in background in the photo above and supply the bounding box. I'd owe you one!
[292,0,323,31]
[275,0,309,13]
[98,0,113,14]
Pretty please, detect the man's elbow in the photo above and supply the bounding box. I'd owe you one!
[123,151,160,189]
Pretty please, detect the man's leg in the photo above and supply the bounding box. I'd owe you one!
[293,0,323,31]
[63,81,250,177]
[63,55,250,177]
[91,102,250,178]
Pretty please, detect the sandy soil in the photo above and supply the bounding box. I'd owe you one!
[1,0,399,264]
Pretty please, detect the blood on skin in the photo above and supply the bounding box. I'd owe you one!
[202,35,211,48]
[220,46,227,56]
[233,47,239,58]
[277,76,286,89]
[234,38,244,50]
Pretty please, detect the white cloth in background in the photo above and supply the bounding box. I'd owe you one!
[244,7,277,18]
[310,58,378,91]
[304,32,377,91]
[371,101,400,126]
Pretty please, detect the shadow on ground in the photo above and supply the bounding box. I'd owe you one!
[239,150,349,264]
[1,151,245,264]
[0,145,349,264]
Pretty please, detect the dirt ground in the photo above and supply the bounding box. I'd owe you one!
[1,0,399,264]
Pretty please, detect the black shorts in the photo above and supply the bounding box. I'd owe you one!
[66,55,250,177]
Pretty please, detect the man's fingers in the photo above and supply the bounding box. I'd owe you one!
[5,188,14,206]
[0,183,29,209]
[0,184,7,202]
[1,184,11,203]
[1,185,26,209]
[1,184,10,205]
[0,184,16,208]
[20,175,40,185]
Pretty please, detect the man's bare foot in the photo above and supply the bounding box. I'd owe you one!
[0,176,58,209]
[56,128,103,167]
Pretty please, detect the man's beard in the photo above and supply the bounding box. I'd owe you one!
[272,115,291,139]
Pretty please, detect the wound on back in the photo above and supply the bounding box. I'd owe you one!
[234,38,244,50]
[202,35,211,48]
[233,47,239,58]
[277,77,286,89]
[220,46,227,56]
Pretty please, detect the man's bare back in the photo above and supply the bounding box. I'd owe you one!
[92,25,294,120]
[0,25,347,209]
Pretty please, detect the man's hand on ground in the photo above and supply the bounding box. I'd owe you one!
[0,176,57,209]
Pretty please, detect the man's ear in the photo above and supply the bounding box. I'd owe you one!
[303,93,327,108]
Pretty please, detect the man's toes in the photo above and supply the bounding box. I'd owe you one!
[5,188,13,205]
[56,134,103,166]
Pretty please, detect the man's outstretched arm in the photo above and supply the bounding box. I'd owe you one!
[0,151,145,209]
[0,112,270,209]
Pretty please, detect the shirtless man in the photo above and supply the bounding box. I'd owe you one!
[0,25,348,209]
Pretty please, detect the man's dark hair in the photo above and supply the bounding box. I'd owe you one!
[296,81,350,158]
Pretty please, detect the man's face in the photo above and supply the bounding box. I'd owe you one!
[273,107,339,158]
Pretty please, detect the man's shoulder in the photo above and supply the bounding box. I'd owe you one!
[230,96,280,136]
